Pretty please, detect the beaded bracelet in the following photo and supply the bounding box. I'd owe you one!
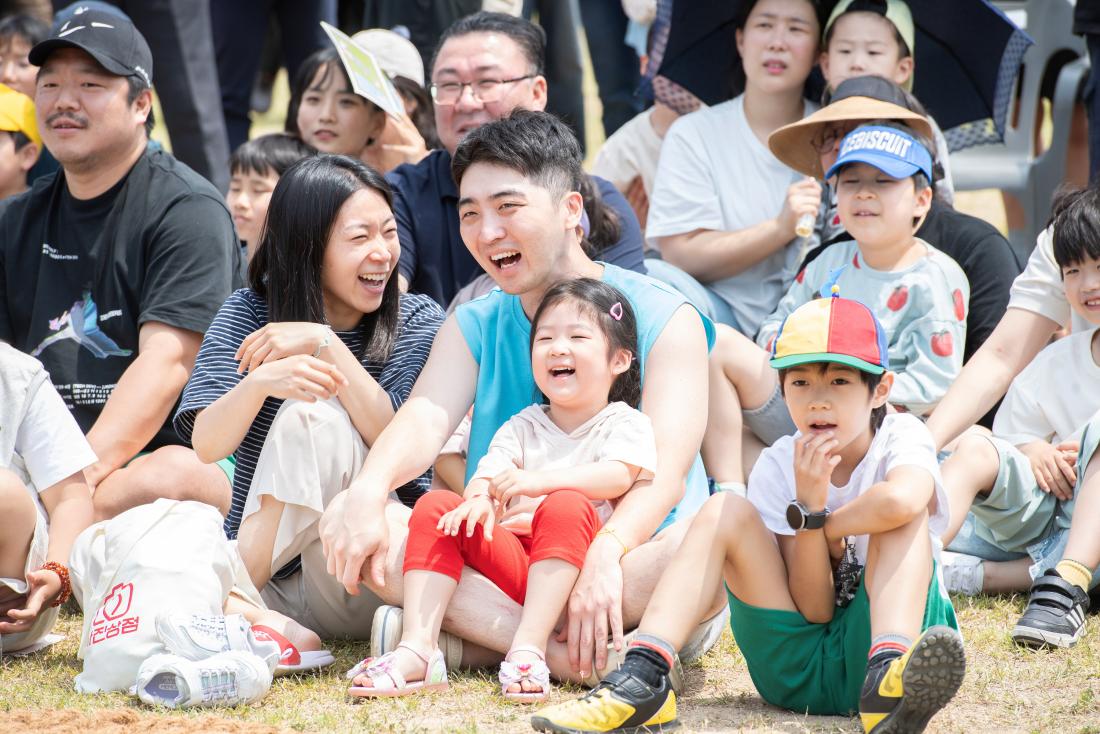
[41,561,71,607]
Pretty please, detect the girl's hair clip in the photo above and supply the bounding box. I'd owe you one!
[609,301,624,321]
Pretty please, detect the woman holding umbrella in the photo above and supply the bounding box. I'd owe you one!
[643,0,827,337]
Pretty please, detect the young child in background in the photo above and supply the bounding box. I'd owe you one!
[939,187,1100,647]
[0,83,39,201]
[757,122,968,416]
[819,0,955,200]
[348,279,656,702]
[0,342,95,656]
[227,133,315,260]
[532,293,964,734]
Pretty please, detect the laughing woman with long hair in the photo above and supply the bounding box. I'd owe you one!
[173,154,444,659]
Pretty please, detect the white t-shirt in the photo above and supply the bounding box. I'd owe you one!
[994,327,1100,446]
[646,95,818,335]
[0,343,97,519]
[1008,225,1089,332]
[592,108,664,199]
[747,413,948,567]
[472,401,657,535]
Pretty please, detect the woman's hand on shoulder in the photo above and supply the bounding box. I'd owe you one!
[243,354,347,402]
[236,322,333,374]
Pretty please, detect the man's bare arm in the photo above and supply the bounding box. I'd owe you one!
[85,322,201,486]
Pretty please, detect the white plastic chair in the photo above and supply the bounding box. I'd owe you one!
[950,0,1088,258]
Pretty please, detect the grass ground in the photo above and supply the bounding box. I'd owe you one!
[2,595,1099,733]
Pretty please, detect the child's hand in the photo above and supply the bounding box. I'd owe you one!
[0,567,61,634]
[793,431,840,511]
[1020,439,1078,500]
[488,466,548,505]
[438,495,497,541]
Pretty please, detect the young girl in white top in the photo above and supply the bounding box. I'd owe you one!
[348,278,657,701]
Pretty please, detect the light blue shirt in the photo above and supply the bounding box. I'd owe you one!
[455,264,716,531]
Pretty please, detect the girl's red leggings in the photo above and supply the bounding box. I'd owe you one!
[402,489,601,605]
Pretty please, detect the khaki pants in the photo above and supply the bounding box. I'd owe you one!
[246,398,384,639]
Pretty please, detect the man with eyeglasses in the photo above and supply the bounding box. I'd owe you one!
[386,11,645,308]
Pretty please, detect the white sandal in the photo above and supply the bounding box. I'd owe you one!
[499,645,551,703]
[347,643,449,698]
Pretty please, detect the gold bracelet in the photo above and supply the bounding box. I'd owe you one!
[596,526,629,556]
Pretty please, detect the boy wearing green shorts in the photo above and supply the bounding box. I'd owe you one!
[531,293,964,734]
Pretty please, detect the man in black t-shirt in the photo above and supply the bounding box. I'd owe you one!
[0,10,242,520]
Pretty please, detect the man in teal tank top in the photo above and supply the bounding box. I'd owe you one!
[319,110,715,683]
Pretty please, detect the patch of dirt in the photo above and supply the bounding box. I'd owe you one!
[0,709,291,734]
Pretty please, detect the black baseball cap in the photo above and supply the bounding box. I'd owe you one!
[29,6,152,87]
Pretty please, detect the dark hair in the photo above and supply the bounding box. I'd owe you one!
[4,130,32,151]
[286,47,378,139]
[230,133,316,178]
[0,14,49,49]
[453,108,580,193]
[430,12,545,78]
[530,278,641,408]
[1051,186,1100,270]
[125,75,155,137]
[392,75,440,150]
[249,154,400,362]
[822,1,911,58]
[731,0,825,97]
[578,175,621,259]
[734,0,826,30]
[452,110,620,254]
[778,364,887,433]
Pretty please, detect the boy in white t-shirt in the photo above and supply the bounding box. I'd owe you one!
[939,187,1100,647]
[0,342,96,653]
[532,294,963,734]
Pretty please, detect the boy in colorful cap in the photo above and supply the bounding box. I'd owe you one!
[531,293,964,734]
[0,83,39,201]
[756,122,968,417]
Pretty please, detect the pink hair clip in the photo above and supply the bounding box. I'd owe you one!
[609,302,624,321]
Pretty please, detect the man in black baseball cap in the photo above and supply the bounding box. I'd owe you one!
[30,6,153,89]
[0,5,243,522]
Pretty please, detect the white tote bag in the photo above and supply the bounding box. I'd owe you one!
[69,499,242,693]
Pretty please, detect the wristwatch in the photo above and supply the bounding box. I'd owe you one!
[786,500,829,531]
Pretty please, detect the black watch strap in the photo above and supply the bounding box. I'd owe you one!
[786,500,828,531]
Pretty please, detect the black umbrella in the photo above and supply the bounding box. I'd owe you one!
[648,0,1032,150]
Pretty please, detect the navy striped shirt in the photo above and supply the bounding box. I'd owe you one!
[174,288,444,544]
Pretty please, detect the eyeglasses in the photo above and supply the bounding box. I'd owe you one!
[811,126,850,154]
[429,75,534,106]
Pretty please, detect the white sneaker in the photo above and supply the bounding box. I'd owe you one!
[156,613,280,672]
[940,550,985,596]
[135,651,272,708]
[370,605,464,669]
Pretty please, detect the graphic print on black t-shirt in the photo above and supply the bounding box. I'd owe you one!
[31,290,133,359]
[0,149,243,451]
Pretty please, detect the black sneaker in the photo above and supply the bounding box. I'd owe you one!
[1012,570,1090,648]
[530,664,679,733]
[859,626,966,733]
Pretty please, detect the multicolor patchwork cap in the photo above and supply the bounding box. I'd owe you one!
[769,287,889,374]
[825,124,933,181]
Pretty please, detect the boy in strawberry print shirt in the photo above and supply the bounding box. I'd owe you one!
[755,122,968,417]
